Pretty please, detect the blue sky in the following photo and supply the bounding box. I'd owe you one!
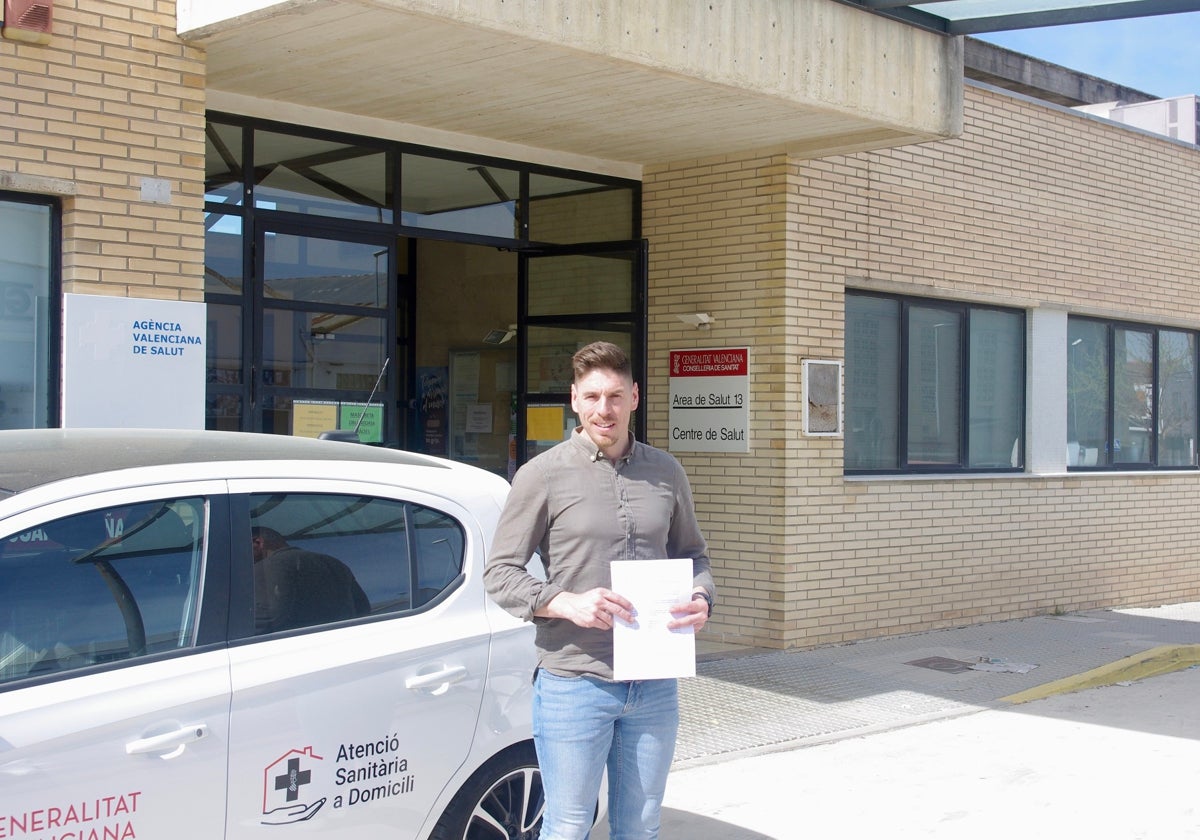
[978,11,1200,98]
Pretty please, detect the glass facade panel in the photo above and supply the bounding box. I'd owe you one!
[968,309,1024,468]
[262,309,386,392]
[907,307,961,466]
[845,295,901,470]
[525,326,634,394]
[401,154,518,239]
[0,497,206,681]
[525,402,579,460]
[1158,330,1196,467]
[205,213,242,295]
[1112,327,1153,464]
[528,174,635,243]
[206,393,243,432]
[263,233,387,307]
[1067,319,1110,467]
[528,253,634,317]
[204,118,642,460]
[254,129,392,223]
[206,302,242,386]
[205,121,243,206]
[0,196,55,430]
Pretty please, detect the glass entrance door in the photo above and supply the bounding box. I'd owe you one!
[252,222,398,443]
[518,240,647,463]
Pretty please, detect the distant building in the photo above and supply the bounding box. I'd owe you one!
[1075,96,1200,145]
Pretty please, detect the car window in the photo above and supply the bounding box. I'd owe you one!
[248,493,465,634]
[0,498,206,685]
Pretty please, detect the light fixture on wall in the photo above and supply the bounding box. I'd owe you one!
[677,313,715,330]
[483,324,517,345]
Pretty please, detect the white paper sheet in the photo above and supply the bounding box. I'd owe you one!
[610,558,696,680]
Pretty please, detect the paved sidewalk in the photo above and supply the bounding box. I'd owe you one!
[677,601,1200,764]
[661,664,1200,839]
[594,601,1200,839]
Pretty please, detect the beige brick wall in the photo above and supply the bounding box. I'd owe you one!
[646,84,1200,650]
[1,0,206,301]
[643,151,801,647]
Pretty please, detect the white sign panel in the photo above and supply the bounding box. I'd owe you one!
[668,348,750,453]
[62,293,207,429]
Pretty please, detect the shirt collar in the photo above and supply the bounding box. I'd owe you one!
[571,427,637,464]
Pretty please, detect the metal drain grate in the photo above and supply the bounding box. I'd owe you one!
[905,656,974,674]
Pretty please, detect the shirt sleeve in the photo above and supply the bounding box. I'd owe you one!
[483,459,565,621]
[668,457,715,599]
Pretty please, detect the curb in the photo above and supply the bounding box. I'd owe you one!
[1000,644,1200,705]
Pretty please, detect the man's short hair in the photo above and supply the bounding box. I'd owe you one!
[572,341,631,382]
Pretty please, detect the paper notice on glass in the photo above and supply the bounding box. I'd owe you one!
[611,558,696,680]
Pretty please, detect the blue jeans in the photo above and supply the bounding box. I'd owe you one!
[533,671,679,840]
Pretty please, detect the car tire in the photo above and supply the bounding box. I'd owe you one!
[430,743,545,840]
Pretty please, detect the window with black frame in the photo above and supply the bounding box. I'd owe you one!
[248,492,466,635]
[845,291,1025,474]
[0,192,58,430]
[1067,317,1198,469]
[0,498,206,684]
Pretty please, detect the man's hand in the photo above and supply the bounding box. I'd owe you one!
[667,592,709,632]
[539,588,634,629]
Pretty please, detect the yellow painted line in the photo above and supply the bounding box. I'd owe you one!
[1001,644,1200,705]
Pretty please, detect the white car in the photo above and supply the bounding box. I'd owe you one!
[0,428,545,840]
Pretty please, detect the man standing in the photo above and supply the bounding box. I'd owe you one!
[484,341,714,840]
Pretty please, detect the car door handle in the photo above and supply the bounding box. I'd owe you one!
[126,724,209,757]
[405,665,468,694]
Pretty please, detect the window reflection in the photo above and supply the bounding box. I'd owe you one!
[254,129,392,223]
[907,307,961,466]
[263,233,386,307]
[205,121,243,205]
[248,492,466,634]
[1158,331,1196,467]
[845,295,900,470]
[401,154,519,238]
[845,292,1024,473]
[0,498,206,683]
[261,310,386,392]
[205,213,242,295]
[206,302,242,386]
[525,326,633,394]
[1067,320,1109,467]
[1113,328,1153,464]
[528,174,634,243]
[0,196,55,430]
[527,253,634,317]
[969,309,1023,468]
[1069,319,1200,469]
[206,393,242,432]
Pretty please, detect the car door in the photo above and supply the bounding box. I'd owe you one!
[223,480,491,839]
[0,483,232,838]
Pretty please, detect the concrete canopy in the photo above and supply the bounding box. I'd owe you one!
[179,0,962,167]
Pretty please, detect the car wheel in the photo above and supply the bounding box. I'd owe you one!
[430,743,545,840]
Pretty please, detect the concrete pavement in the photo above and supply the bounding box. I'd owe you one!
[595,601,1200,839]
[661,665,1200,839]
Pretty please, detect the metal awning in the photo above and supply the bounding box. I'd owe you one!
[843,0,1200,33]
